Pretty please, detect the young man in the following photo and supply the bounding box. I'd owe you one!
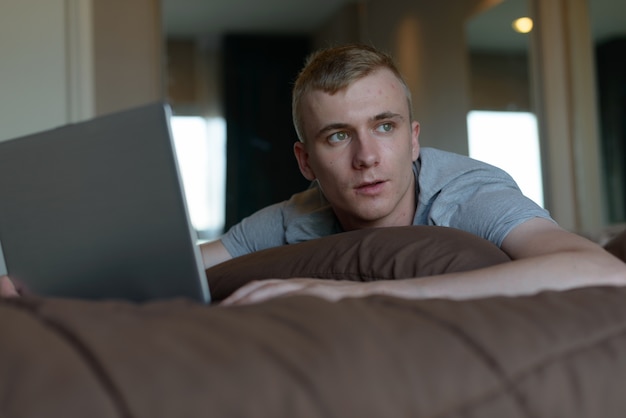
[2,44,625,302]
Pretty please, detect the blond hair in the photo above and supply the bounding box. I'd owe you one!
[292,44,413,142]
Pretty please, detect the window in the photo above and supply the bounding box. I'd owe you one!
[467,110,544,207]
[170,116,226,241]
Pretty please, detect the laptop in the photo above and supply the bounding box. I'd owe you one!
[0,103,211,303]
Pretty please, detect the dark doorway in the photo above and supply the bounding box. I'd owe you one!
[223,34,312,229]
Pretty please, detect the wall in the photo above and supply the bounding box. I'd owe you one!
[92,0,163,116]
[0,0,163,143]
[468,51,531,111]
[165,38,223,118]
[0,0,69,142]
[313,2,364,48]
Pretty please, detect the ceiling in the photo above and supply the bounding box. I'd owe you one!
[466,0,626,51]
[162,0,355,38]
[162,0,626,51]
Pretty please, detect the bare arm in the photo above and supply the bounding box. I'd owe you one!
[200,239,233,269]
[373,218,626,300]
[0,276,19,297]
[223,218,626,305]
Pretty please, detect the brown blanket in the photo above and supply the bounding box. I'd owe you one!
[2,286,626,418]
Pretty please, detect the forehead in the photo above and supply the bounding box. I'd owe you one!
[302,69,408,123]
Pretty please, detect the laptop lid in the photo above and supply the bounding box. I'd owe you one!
[0,103,211,303]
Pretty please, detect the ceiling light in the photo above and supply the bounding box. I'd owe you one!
[512,17,533,34]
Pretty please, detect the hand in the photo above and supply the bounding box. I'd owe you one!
[221,278,371,306]
[0,276,20,298]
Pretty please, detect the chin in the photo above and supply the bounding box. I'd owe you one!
[350,209,395,227]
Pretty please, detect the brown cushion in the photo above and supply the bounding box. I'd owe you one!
[604,228,626,263]
[206,226,511,301]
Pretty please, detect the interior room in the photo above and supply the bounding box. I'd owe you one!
[161,0,626,239]
[1,0,624,238]
[2,2,626,416]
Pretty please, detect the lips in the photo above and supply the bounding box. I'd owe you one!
[354,180,387,195]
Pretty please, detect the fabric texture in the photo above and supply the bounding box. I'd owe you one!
[0,227,626,418]
[207,225,511,301]
[3,226,624,417]
[3,285,626,418]
[221,148,553,257]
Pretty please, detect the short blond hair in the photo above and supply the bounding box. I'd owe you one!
[292,44,413,142]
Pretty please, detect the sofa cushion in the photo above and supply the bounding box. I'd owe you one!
[206,226,511,301]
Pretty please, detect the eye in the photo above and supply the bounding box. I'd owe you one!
[328,131,350,144]
[375,122,394,133]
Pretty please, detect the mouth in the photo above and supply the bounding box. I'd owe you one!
[354,180,387,195]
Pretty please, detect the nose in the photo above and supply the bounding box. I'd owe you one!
[352,133,380,169]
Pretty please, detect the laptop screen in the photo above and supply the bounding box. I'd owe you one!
[0,103,210,303]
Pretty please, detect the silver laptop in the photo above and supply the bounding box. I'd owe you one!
[0,103,211,303]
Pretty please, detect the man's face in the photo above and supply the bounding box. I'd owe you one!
[294,69,420,230]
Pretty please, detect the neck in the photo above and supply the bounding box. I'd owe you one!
[338,210,415,232]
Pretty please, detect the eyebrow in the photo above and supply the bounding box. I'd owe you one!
[315,123,350,139]
[372,111,404,122]
[314,112,405,139]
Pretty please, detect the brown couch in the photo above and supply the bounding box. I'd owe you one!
[2,226,626,418]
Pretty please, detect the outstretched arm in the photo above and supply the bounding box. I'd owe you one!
[222,218,626,305]
[0,276,19,298]
[372,218,626,300]
[199,239,233,269]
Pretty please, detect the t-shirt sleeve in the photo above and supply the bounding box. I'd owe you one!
[418,150,553,247]
[219,184,340,258]
[220,202,288,258]
[438,172,552,246]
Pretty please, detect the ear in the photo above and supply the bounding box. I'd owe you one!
[293,141,316,181]
[411,121,421,161]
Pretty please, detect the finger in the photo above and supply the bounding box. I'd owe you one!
[221,279,276,305]
[222,281,286,306]
[222,280,298,306]
[0,276,20,298]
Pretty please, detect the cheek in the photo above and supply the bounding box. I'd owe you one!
[321,156,344,175]
[311,156,345,188]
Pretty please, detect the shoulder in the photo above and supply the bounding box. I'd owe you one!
[418,147,515,184]
[220,201,289,257]
[415,148,552,246]
[221,183,340,257]
[417,147,520,201]
[283,183,341,243]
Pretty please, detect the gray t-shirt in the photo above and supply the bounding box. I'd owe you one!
[221,147,552,258]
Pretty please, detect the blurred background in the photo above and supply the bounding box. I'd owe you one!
[1,0,624,241]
